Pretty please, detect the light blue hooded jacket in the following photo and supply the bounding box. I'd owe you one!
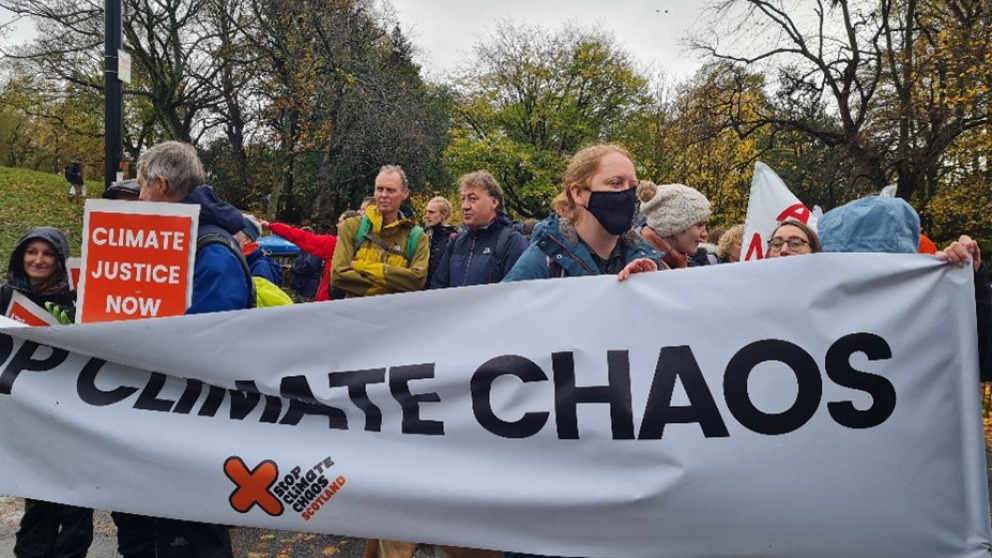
[818,196,920,254]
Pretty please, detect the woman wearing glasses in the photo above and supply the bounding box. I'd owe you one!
[765,221,821,258]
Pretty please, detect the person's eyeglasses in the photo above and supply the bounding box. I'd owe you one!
[768,237,810,252]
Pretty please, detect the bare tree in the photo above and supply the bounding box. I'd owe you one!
[692,0,992,202]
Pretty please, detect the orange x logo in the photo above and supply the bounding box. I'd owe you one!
[224,456,284,516]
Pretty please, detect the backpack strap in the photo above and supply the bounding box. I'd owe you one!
[355,219,424,266]
[196,225,256,309]
[354,215,372,246]
[405,225,424,261]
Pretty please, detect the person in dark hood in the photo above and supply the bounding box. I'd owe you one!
[3,227,95,558]
[430,171,528,288]
[0,227,74,315]
[136,140,244,557]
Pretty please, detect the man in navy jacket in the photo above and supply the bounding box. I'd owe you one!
[430,170,528,289]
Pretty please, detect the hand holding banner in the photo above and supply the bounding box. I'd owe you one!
[0,255,988,558]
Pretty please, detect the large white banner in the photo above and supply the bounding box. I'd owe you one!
[0,254,989,558]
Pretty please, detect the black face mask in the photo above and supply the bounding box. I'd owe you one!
[586,188,638,235]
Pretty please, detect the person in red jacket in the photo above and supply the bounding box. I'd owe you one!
[261,219,338,301]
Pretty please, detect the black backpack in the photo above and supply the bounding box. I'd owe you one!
[195,225,257,309]
[290,252,323,298]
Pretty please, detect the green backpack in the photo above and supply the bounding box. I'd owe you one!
[354,215,423,263]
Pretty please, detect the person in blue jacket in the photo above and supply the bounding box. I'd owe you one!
[137,140,248,557]
[504,144,660,283]
[430,171,528,288]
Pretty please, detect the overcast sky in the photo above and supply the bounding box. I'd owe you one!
[2,1,712,79]
[389,0,710,80]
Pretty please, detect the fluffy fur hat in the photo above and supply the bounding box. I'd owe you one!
[241,214,262,242]
[637,181,711,238]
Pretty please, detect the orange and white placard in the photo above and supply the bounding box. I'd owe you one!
[4,291,60,327]
[77,199,199,323]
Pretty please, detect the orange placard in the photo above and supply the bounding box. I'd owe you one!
[5,291,59,327]
[78,200,199,323]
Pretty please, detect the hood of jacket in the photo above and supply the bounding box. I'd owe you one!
[181,185,245,235]
[5,226,71,291]
[819,196,920,254]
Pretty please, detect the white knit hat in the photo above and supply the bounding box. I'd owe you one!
[637,182,711,238]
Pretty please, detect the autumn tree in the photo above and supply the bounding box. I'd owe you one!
[693,0,992,206]
[446,22,651,218]
[0,61,104,175]
[0,0,230,158]
[296,0,451,223]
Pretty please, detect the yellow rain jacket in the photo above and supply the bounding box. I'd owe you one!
[330,206,429,297]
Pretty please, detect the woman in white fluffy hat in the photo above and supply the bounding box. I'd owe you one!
[637,181,713,269]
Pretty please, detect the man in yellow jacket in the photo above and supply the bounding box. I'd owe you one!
[331,165,429,297]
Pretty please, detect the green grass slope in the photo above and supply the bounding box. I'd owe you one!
[0,166,103,273]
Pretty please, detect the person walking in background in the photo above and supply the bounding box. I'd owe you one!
[431,172,527,288]
[65,158,86,202]
[2,227,94,558]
